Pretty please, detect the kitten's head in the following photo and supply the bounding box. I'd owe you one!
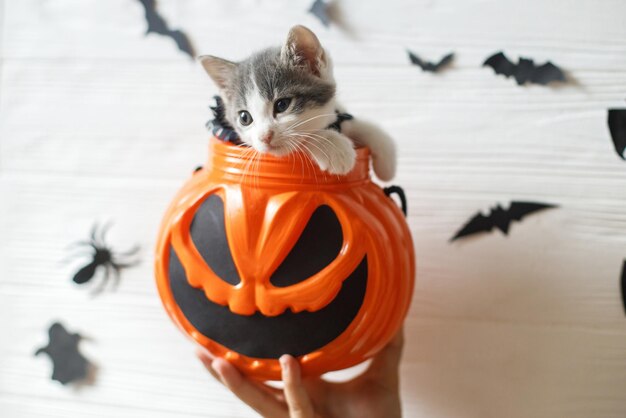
[199,25,336,156]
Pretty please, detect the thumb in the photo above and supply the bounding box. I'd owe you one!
[280,355,315,418]
[364,328,404,385]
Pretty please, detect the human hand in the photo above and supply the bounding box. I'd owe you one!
[197,329,404,418]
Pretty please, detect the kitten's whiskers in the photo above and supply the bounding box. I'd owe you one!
[285,113,337,131]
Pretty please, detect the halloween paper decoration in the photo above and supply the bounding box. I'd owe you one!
[621,260,626,316]
[608,109,626,160]
[407,50,454,73]
[451,201,557,242]
[35,322,92,385]
[309,0,331,27]
[136,0,195,58]
[155,139,415,380]
[69,223,140,294]
[483,51,566,86]
[206,96,240,144]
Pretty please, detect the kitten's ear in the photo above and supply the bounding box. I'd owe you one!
[281,25,326,76]
[198,55,237,91]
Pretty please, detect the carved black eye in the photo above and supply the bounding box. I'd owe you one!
[190,194,240,286]
[239,111,253,126]
[274,98,292,114]
[270,205,343,287]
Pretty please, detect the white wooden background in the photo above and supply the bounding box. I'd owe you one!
[1,0,626,417]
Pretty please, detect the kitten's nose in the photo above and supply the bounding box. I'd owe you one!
[260,131,274,145]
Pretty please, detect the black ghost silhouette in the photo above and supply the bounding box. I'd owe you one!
[35,322,91,385]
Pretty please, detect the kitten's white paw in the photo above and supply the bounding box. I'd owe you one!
[341,118,397,181]
[326,136,357,175]
[372,156,396,181]
[305,131,356,175]
[314,156,330,171]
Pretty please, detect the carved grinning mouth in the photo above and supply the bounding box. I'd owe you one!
[166,194,368,359]
[168,249,367,359]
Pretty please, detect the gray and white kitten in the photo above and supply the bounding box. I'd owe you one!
[199,25,396,180]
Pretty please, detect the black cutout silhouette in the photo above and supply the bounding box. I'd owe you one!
[137,0,195,58]
[408,50,454,73]
[608,109,626,160]
[35,322,92,385]
[451,201,558,242]
[620,260,626,316]
[68,223,140,294]
[309,0,331,27]
[483,51,566,85]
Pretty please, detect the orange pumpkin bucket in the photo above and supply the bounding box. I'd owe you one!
[155,138,415,381]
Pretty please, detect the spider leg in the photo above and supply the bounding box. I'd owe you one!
[90,222,99,244]
[117,244,141,257]
[66,240,95,250]
[59,250,93,265]
[66,242,99,257]
[98,221,114,248]
[112,259,140,269]
[90,264,110,296]
[111,264,122,291]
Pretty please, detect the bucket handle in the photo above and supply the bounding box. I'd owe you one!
[383,185,407,217]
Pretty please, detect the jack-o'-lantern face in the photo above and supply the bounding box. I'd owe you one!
[155,139,414,380]
[168,192,368,359]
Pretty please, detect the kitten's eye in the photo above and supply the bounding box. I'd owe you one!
[274,98,292,114]
[239,111,253,126]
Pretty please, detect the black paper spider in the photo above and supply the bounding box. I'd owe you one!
[68,223,140,294]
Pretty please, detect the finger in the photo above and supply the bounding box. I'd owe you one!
[365,327,405,384]
[212,358,288,418]
[197,352,220,380]
[197,352,284,398]
[196,347,215,361]
[280,355,315,418]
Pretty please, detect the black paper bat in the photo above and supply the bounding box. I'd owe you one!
[137,0,195,58]
[408,50,454,73]
[608,109,626,160]
[483,51,566,86]
[35,322,92,385]
[451,201,558,242]
[620,260,626,316]
[309,0,331,27]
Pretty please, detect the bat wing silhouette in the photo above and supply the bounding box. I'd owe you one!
[608,109,626,160]
[408,50,454,72]
[483,51,565,85]
[451,201,557,242]
[35,322,91,385]
[137,0,195,58]
[309,0,331,27]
